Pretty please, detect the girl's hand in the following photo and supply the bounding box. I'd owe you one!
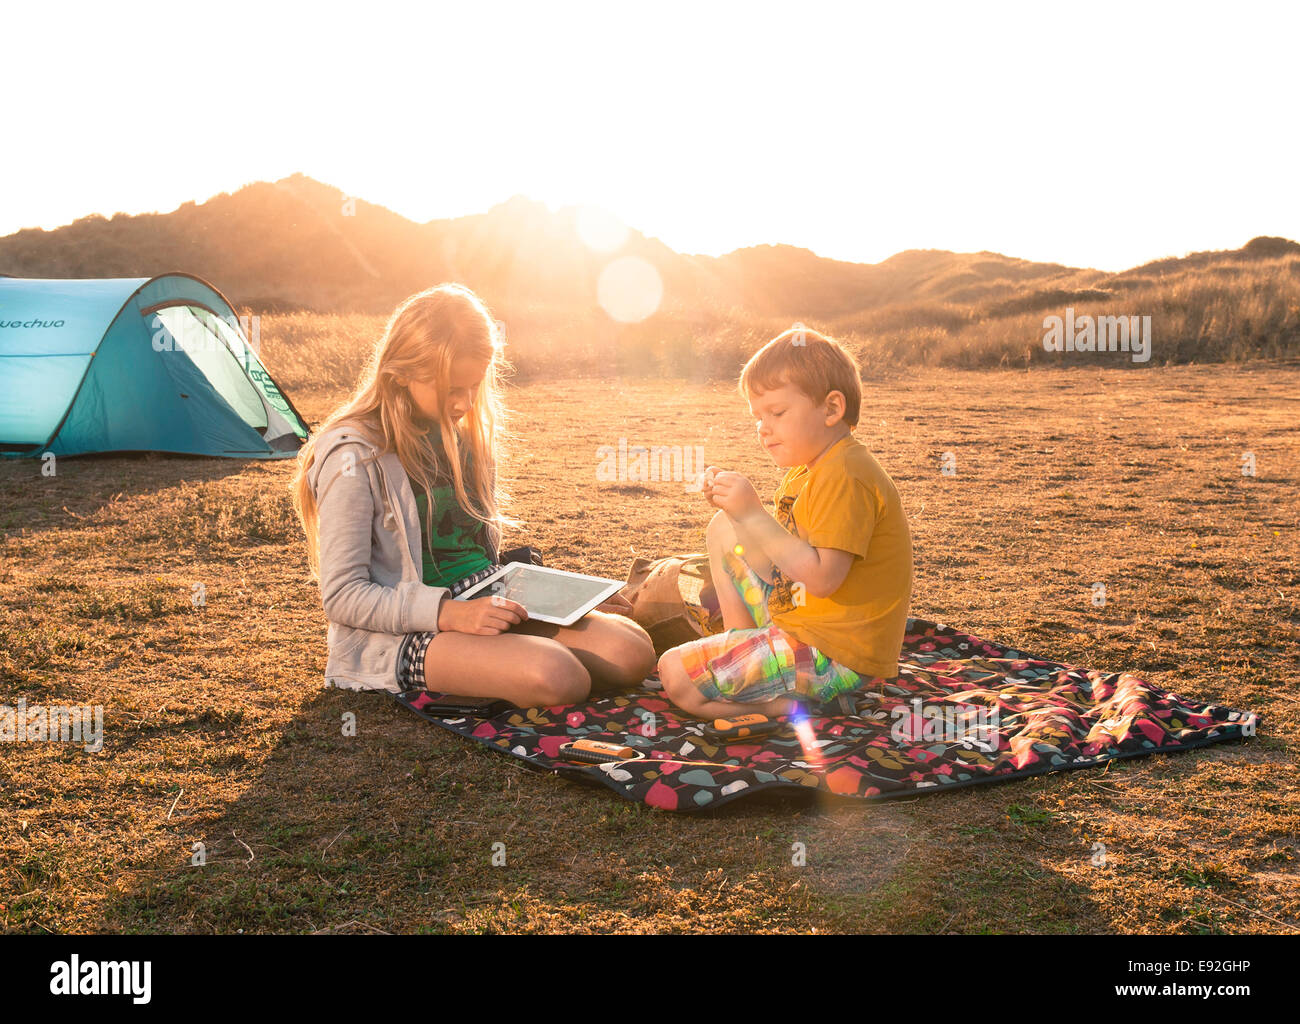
[593,591,634,617]
[437,595,528,634]
[707,469,763,520]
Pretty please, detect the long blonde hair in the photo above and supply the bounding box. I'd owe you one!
[290,283,520,579]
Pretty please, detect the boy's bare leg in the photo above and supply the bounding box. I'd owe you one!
[709,508,776,581]
[706,510,775,630]
[656,647,799,719]
[677,691,800,721]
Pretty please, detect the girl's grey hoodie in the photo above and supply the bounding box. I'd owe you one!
[305,419,498,693]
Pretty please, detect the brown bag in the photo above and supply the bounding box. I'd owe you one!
[620,553,724,655]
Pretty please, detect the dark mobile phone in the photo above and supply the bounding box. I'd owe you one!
[421,695,512,717]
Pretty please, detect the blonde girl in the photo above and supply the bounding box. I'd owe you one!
[290,284,656,705]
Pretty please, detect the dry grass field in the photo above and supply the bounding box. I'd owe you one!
[2,360,1298,934]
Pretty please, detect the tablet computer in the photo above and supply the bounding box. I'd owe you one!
[452,563,627,626]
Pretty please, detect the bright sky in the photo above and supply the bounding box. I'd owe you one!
[4,0,1296,271]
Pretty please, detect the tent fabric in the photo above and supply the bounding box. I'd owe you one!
[0,274,309,458]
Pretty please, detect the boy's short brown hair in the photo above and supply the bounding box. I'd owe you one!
[738,325,862,427]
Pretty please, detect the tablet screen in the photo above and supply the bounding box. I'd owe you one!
[476,564,617,620]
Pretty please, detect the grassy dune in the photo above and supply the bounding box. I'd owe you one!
[831,254,1300,369]
[256,253,1300,390]
[2,364,1297,933]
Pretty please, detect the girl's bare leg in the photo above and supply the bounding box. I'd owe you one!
[422,630,591,706]
[510,610,657,693]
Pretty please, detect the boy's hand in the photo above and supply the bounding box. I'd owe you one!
[706,469,764,520]
[437,595,528,634]
[700,465,719,505]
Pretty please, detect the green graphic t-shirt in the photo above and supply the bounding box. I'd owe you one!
[410,437,494,588]
[413,481,493,588]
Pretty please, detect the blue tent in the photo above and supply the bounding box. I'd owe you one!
[0,274,309,458]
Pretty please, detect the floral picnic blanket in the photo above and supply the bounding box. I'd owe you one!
[394,617,1259,812]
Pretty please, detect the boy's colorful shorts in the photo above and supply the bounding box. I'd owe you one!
[675,548,892,708]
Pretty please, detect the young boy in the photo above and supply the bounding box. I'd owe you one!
[657,327,913,719]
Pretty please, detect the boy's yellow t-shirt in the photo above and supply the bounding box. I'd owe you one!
[767,433,913,678]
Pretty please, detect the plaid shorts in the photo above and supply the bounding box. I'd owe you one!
[675,548,892,709]
[396,563,504,693]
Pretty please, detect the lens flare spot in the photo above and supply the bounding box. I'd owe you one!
[597,256,662,323]
[790,710,825,772]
